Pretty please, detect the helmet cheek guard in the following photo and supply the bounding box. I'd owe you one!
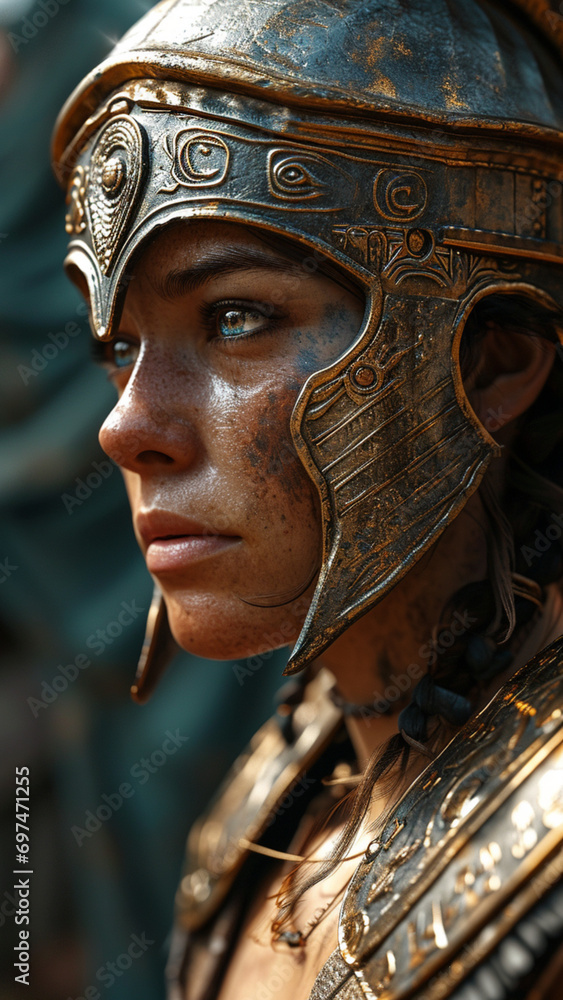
[290,289,496,672]
[53,0,563,694]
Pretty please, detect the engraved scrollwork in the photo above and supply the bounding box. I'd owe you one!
[365,948,397,992]
[337,650,563,993]
[441,774,485,825]
[383,227,455,287]
[163,129,231,191]
[331,224,457,288]
[374,168,427,221]
[65,165,88,235]
[366,841,420,906]
[344,337,413,404]
[87,116,147,275]
[331,225,385,268]
[339,910,370,962]
[268,148,349,202]
[467,253,520,284]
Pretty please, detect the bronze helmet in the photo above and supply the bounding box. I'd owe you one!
[52,0,563,697]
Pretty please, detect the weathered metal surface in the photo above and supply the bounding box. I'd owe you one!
[310,636,563,998]
[50,4,563,998]
[53,0,563,172]
[174,669,342,931]
[53,0,563,676]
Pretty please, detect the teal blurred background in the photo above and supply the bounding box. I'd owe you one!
[0,3,286,997]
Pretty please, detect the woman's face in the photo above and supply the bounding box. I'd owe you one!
[96,220,364,660]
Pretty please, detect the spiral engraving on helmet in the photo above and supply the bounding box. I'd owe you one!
[163,130,230,190]
[268,150,329,200]
[351,365,378,390]
[332,225,460,288]
[101,157,125,195]
[87,116,146,275]
[374,168,427,221]
[65,165,88,235]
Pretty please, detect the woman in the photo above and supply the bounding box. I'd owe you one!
[52,0,563,996]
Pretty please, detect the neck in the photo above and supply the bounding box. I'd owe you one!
[318,493,563,768]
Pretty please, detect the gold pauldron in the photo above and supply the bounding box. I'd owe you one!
[334,637,563,999]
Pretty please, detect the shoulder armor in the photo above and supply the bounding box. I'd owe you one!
[326,635,563,999]
[175,668,342,931]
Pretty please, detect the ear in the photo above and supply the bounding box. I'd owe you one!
[464,323,556,436]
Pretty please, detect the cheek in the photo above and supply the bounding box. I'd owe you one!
[163,381,323,659]
[236,382,316,507]
[210,373,322,559]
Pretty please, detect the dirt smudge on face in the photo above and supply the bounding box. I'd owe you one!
[243,390,301,490]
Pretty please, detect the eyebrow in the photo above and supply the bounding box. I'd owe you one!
[150,247,303,301]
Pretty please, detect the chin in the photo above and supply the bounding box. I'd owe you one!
[163,590,304,662]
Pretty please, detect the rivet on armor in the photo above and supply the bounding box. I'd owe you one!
[352,365,377,388]
[406,228,431,257]
[365,838,380,859]
[181,867,211,904]
[102,157,125,195]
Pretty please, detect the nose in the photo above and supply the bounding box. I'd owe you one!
[99,359,200,475]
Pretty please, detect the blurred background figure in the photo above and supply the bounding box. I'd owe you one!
[0,2,286,997]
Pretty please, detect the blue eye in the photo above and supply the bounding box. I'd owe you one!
[110,339,138,368]
[91,336,139,371]
[217,307,268,338]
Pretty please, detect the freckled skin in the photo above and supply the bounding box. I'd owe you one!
[88,219,563,1000]
[91,217,560,710]
[96,220,364,661]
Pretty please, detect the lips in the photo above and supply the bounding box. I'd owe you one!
[136,510,241,573]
